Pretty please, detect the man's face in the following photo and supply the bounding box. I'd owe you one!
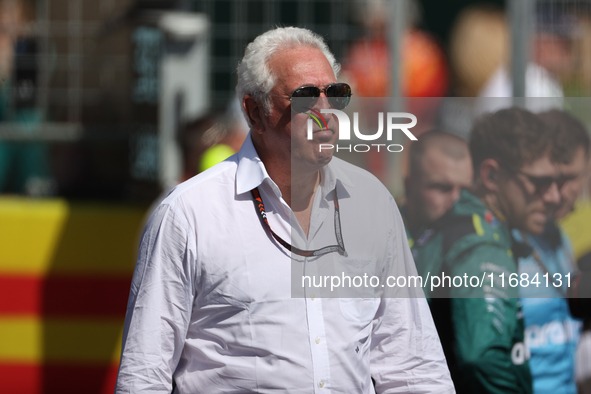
[497,154,561,234]
[263,46,339,172]
[407,147,473,228]
[555,147,588,219]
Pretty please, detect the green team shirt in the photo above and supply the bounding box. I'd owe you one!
[404,191,533,394]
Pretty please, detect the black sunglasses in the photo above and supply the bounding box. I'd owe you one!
[516,170,570,196]
[269,83,352,113]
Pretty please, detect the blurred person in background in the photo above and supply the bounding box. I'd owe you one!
[515,109,589,394]
[0,0,53,196]
[533,4,576,94]
[197,95,248,173]
[138,114,218,246]
[577,264,591,394]
[116,26,453,393]
[341,0,448,99]
[341,0,448,182]
[142,104,246,221]
[401,130,472,298]
[448,5,508,99]
[578,13,591,95]
[430,107,563,394]
[473,5,564,114]
[439,4,565,138]
[404,131,472,233]
[438,4,509,139]
[142,100,249,235]
[178,115,218,181]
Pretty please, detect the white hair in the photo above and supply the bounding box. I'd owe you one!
[236,27,341,124]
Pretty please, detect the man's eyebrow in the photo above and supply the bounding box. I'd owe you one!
[426,182,454,189]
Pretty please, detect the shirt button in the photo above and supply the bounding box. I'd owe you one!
[315,336,320,344]
[319,380,325,388]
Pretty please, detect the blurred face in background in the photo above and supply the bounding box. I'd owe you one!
[406,146,473,229]
[497,155,561,234]
[0,0,22,81]
[555,147,588,219]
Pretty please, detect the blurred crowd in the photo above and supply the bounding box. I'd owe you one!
[403,106,591,394]
[2,0,591,197]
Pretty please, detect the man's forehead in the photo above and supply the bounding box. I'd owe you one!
[519,154,560,175]
[560,147,587,174]
[422,147,468,171]
[421,151,471,183]
[269,46,336,87]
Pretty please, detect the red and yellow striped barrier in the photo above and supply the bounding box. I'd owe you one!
[0,197,146,394]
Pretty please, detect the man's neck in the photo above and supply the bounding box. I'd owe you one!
[253,138,322,236]
[267,170,319,237]
[287,170,320,210]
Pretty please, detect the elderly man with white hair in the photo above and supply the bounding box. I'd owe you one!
[115,27,453,394]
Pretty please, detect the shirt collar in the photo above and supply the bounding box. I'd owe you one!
[236,133,280,197]
[235,133,355,199]
[320,157,354,199]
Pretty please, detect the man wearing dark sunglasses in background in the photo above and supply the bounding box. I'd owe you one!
[428,107,562,394]
[516,109,590,394]
[115,27,453,393]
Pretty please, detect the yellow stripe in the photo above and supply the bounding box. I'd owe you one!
[0,316,41,362]
[0,198,68,275]
[307,113,323,129]
[0,317,124,363]
[0,197,146,275]
[472,214,485,236]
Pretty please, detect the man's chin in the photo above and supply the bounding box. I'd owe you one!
[310,144,335,166]
[317,150,334,165]
[525,217,547,235]
[292,151,334,174]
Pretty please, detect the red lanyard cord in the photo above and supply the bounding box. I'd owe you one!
[251,187,347,257]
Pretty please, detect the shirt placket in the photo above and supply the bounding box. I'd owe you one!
[304,187,333,392]
[305,284,332,392]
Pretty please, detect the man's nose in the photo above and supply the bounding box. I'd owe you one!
[315,95,331,111]
[543,181,561,205]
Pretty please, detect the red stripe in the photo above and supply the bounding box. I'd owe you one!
[308,108,329,130]
[0,275,131,318]
[0,363,40,394]
[0,362,118,394]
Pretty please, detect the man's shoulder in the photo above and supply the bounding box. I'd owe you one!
[163,156,239,207]
[443,194,513,265]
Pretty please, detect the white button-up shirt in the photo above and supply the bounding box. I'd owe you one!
[115,135,454,393]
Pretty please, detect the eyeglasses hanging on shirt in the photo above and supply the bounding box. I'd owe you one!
[251,187,348,257]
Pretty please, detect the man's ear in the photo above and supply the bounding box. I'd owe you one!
[480,158,501,192]
[243,95,265,134]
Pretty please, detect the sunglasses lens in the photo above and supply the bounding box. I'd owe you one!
[292,86,320,98]
[528,176,556,195]
[327,83,352,110]
[290,84,352,113]
[291,87,320,113]
[556,176,572,190]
